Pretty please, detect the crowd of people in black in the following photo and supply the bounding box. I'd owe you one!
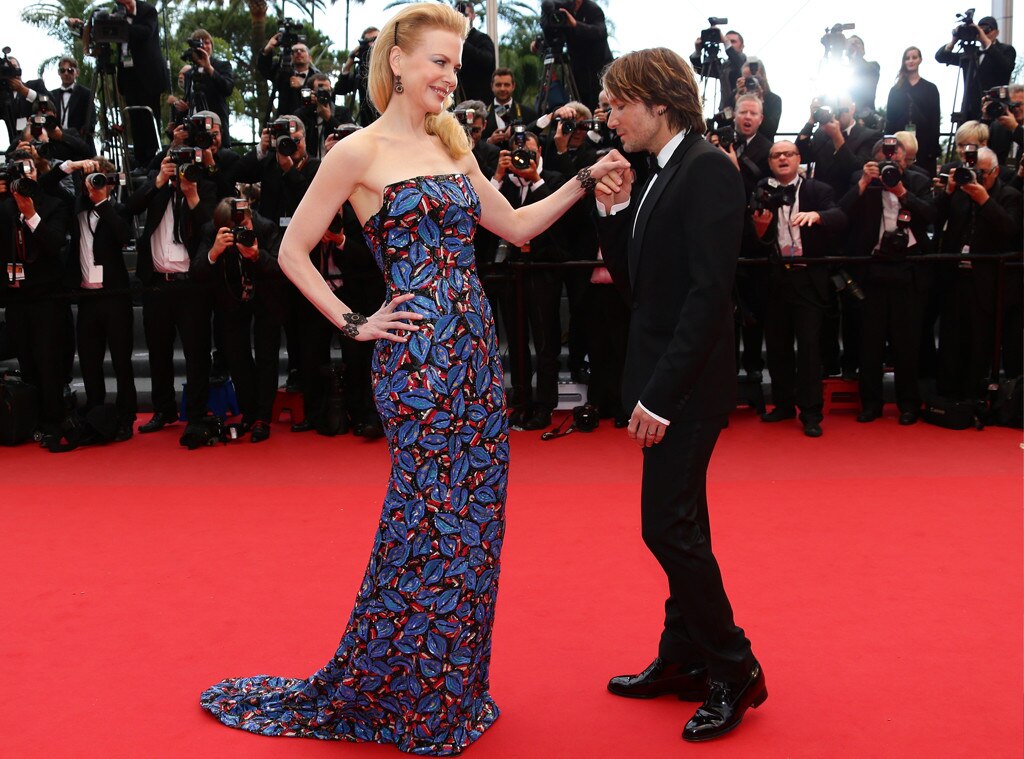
[0,2,1021,450]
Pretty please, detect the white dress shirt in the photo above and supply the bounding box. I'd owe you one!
[151,204,190,274]
[78,201,107,288]
[775,177,803,257]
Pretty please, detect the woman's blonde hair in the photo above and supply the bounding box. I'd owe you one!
[368,3,471,159]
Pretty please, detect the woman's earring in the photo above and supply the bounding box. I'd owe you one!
[394,75,404,94]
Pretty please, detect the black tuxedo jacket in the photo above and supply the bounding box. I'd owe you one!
[472,140,500,178]
[50,83,96,138]
[481,99,537,143]
[232,151,320,229]
[192,213,282,312]
[0,191,69,296]
[756,177,847,302]
[125,176,217,285]
[797,123,881,198]
[117,1,170,101]
[596,134,744,422]
[736,132,772,198]
[183,58,234,143]
[3,78,49,145]
[257,54,319,118]
[495,168,567,261]
[936,40,1017,121]
[460,28,496,103]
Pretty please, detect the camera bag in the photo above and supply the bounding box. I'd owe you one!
[985,376,1023,429]
[0,374,39,445]
[921,396,984,431]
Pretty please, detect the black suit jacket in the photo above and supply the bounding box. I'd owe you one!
[117,1,170,102]
[257,54,319,118]
[936,40,1017,121]
[3,78,49,145]
[596,134,744,422]
[563,0,613,107]
[797,122,881,199]
[183,57,234,144]
[0,191,69,296]
[460,28,496,103]
[494,168,567,261]
[50,83,96,138]
[232,150,320,229]
[481,99,537,143]
[192,214,282,313]
[736,132,772,199]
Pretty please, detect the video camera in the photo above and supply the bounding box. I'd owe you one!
[953,8,979,44]
[750,177,796,213]
[0,159,35,196]
[0,47,22,94]
[981,85,1011,121]
[877,135,903,189]
[953,144,978,185]
[229,198,256,248]
[878,208,912,260]
[187,114,215,150]
[276,17,306,75]
[820,22,855,58]
[700,17,729,46]
[269,117,300,157]
[169,146,203,183]
[89,5,131,45]
[509,123,536,171]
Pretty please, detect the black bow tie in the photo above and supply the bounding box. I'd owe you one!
[62,87,73,93]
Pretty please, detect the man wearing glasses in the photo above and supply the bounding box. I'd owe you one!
[49,57,95,140]
[258,37,320,119]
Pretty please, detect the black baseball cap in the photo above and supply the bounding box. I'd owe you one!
[978,16,998,31]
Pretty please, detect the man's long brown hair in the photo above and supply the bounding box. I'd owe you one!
[601,48,706,135]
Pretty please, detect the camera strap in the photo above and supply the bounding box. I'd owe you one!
[540,412,575,441]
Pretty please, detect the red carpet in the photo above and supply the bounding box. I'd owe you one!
[2,411,1021,757]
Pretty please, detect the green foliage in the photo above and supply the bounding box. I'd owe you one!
[21,0,94,77]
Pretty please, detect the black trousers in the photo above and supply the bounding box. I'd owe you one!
[5,296,67,433]
[525,269,563,411]
[492,270,533,408]
[641,414,754,682]
[76,291,137,423]
[764,268,825,422]
[142,282,211,421]
[220,301,281,425]
[859,280,922,413]
[584,282,629,418]
[735,267,768,375]
[938,270,996,399]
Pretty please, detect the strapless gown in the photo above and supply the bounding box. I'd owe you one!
[200,174,508,756]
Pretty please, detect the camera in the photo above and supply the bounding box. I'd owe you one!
[0,159,35,196]
[700,17,729,46]
[813,104,834,124]
[29,114,48,139]
[579,118,602,132]
[509,124,536,171]
[181,37,203,63]
[277,18,306,75]
[710,107,734,150]
[750,177,797,213]
[820,22,855,58]
[831,269,865,300]
[85,171,124,190]
[541,0,575,28]
[878,208,912,260]
[953,8,978,43]
[743,76,760,92]
[89,6,131,45]
[981,85,1011,121]
[953,144,978,185]
[300,87,333,106]
[877,135,903,189]
[187,114,215,150]
[554,115,577,134]
[169,146,203,183]
[270,117,299,156]
[352,34,373,65]
[0,47,22,93]
[228,198,256,247]
[332,123,361,141]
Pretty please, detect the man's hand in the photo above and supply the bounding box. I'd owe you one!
[193,47,214,75]
[516,158,541,184]
[264,32,281,54]
[179,174,200,207]
[722,141,740,170]
[13,191,35,219]
[68,159,100,175]
[858,161,880,193]
[236,236,259,261]
[209,227,233,262]
[277,150,294,173]
[154,155,176,189]
[487,127,510,146]
[170,124,189,147]
[996,110,1019,132]
[324,132,341,154]
[553,121,570,153]
[752,208,773,238]
[885,180,907,198]
[289,73,304,90]
[790,210,822,227]
[960,180,990,205]
[259,127,272,154]
[627,403,666,448]
[494,150,512,182]
[821,118,844,148]
[595,151,633,211]
[557,7,578,28]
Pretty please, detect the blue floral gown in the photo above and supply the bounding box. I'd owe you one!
[201,174,509,756]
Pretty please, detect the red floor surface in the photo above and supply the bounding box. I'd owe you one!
[3,411,1022,758]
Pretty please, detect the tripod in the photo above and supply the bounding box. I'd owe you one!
[92,49,134,199]
[536,41,579,115]
[941,40,980,162]
[697,41,727,118]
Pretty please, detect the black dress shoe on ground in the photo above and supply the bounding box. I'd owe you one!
[250,421,271,443]
[898,411,919,425]
[354,418,384,440]
[520,409,552,431]
[139,412,177,434]
[803,422,823,437]
[608,658,708,701]
[683,662,767,742]
[856,409,881,423]
[291,419,315,432]
[760,407,795,423]
[113,424,134,443]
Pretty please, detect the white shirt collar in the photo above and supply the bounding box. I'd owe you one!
[654,130,687,170]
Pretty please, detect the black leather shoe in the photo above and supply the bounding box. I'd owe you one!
[856,409,881,423]
[250,421,271,443]
[354,418,384,440]
[113,424,134,443]
[760,407,795,423]
[683,662,767,742]
[608,657,708,701]
[803,421,823,437]
[520,409,552,431]
[291,419,315,432]
[139,412,177,434]
[898,411,918,426]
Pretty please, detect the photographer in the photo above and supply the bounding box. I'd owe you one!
[258,28,319,120]
[690,26,747,108]
[846,35,880,113]
[125,147,216,439]
[752,141,847,437]
[180,29,235,148]
[455,99,498,176]
[935,15,1016,123]
[49,57,95,140]
[483,68,537,146]
[734,58,781,140]
[295,73,350,160]
[155,111,237,200]
[192,198,283,443]
[885,47,941,176]
[935,147,1023,400]
[841,136,936,424]
[536,0,612,110]
[16,99,93,163]
[454,3,495,103]
[335,27,378,127]
[39,156,136,439]
[0,149,71,440]
[982,84,1024,169]
[796,94,880,199]
[1,54,50,146]
[490,129,566,430]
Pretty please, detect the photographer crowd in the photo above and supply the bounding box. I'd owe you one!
[1,5,1022,449]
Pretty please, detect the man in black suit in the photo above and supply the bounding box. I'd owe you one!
[455,3,495,104]
[0,151,71,438]
[295,74,350,161]
[126,151,216,439]
[753,141,847,436]
[181,29,235,148]
[595,48,765,743]
[538,0,612,110]
[1,57,50,146]
[50,57,95,140]
[936,15,1017,123]
[113,0,170,166]
[689,27,747,110]
[482,68,537,146]
[258,36,319,120]
[335,27,378,127]
[841,137,936,424]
